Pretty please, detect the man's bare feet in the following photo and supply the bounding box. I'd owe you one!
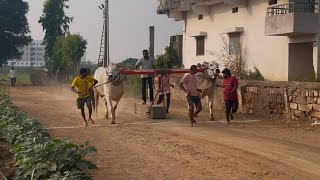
[89,118,95,124]
[83,122,89,127]
[192,119,197,124]
[227,120,231,124]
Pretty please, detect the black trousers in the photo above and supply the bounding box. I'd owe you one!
[10,78,16,87]
[142,77,154,102]
[157,93,171,113]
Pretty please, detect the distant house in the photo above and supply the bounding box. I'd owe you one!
[8,40,46,67]
[157,0,320,81]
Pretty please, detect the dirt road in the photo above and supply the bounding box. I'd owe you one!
[10,86,320,179]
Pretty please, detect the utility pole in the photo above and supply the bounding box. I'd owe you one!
[149,26,155,58]
[103,0,110,67]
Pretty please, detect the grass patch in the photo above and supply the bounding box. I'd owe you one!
[0,73,32,85]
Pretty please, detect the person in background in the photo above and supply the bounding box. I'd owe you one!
[9,67,16,87]
[86,69,98,112]
[70,68,95,127]
[135,49,155,104]
[179,65,202,127]
[156,72,174,113]
[218,68,239,124]
[55,67,65,90]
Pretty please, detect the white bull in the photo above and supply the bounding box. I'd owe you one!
[94,63,126,124]
[196,61,220,121]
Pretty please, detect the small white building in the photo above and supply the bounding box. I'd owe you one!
[158,0,320,81]
[8,40,46,67]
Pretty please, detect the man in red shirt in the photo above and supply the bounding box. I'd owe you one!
[221,68,239,124]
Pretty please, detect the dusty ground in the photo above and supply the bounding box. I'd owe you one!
[8,86,320,179]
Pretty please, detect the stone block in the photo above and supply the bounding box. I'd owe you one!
[292,115,299,120]
[248,87,258,94]
[298,104,306,111]
[134,103,166,119]
[290,103,298,110]
[294,110,303,117]
[317,98,320,104]
[314,91,319,97]
[306,104,313,113]
[308,91,314,97]
[313,104,320,112]
[314,97,318,104]
[149,106,166,119]
[307,97,313,104]
[313,112,320,118]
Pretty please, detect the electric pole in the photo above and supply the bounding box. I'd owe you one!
[103,0,110,67]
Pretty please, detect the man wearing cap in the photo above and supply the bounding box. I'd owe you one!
[219,68,239,124]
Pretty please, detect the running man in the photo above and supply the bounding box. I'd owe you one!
[71,68,96,127]
[179,65,202,126]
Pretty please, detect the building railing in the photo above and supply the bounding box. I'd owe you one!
[267,2,318,16]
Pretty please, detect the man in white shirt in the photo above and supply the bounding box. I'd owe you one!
[9,67,16,87]
[135,50,155,104]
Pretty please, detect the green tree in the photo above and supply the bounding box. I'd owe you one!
[155,46,180,69]
[118,58,138,70]
[53,34,87,77]
[39,0,72,71]
[0,0,32,66]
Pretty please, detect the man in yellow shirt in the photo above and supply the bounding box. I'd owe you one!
[71,68,97,127]
[86,69,98,112]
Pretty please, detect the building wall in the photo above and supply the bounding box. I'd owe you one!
[8,40,46,67]
[181,0,319,81]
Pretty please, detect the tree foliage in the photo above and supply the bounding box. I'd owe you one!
[118,58,138,70]
[0,0,32,66]
[52,34,87,71]
[155,46,180,69]
[39,0,72,69]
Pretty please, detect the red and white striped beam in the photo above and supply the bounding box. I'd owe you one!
[120,68,204,75]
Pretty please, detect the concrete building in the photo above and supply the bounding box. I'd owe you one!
[8,40,46,67]
[157,0,320,81]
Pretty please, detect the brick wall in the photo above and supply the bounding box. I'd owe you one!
[170,76,320,121]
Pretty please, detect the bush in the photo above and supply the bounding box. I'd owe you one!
[0,88,96,179]
[239,66,265,81]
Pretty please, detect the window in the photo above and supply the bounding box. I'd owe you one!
[196,36,205,56]
[40,63,43,65]
[198,14,203,20]
[232,7,239,13]
[21,63,24,65]
[269,0,277,5]
[229,33,241,55]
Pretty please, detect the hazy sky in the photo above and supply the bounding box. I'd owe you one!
[25,0,182,63]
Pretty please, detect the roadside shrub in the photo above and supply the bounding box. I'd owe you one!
[240,66,265,81]
[0,88,96,179]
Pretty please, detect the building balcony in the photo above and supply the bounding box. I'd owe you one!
[157,0,247,14]
[265,2,319,36]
